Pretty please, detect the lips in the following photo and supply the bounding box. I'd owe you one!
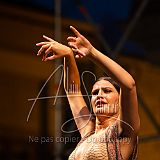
[95,99,106,108]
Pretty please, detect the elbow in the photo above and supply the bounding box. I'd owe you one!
[122,79,136,91]
[125,77,136,91]
[129,79,136,90]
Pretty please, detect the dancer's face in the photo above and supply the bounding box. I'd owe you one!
[91,80,119,117]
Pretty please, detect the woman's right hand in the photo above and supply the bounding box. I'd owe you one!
[67,26,93,59]
[36,35,72,61]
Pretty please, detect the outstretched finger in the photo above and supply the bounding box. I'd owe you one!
[42,47,51,61]
[37,44,50,56]
[68,42,77,49]
[36,42,48,46]
[70,26,81,37]
[72,48,78,53]
[72,49,85,58]
[76,49,86,57]
[44,55,56,61]
[43,35,54,42]
[67,36,76,42]
[45,45,53,55]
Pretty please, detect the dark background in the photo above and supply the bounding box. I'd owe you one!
[0,0,160,159]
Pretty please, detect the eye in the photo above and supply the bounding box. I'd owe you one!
[103,89,112,93]
[92,90,99,95]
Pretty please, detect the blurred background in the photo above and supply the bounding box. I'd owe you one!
[0,0,160,159]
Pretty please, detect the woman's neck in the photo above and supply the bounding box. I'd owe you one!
[95,114,119,133]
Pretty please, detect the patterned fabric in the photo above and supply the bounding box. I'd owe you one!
[68,124,138,160]
[106,125,123,159]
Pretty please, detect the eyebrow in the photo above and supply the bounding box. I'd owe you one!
[91,87,113,93]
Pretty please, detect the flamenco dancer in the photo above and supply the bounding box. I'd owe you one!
[36,26,140,160]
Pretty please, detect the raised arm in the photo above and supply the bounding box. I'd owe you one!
[36,35,94,137]
[63,48,94,137]
[67,26,140,136]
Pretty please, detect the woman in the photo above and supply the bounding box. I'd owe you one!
[36,26,140,160]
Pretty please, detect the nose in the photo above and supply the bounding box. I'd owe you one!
[97,88,103,98]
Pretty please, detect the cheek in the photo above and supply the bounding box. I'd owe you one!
[107,94,119,104]
[108,95,119,113]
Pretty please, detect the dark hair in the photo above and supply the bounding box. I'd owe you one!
[95,77,120,93]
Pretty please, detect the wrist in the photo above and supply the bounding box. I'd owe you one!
[88,46,97,59]
[65,48,74,57]
[65,48,75,60]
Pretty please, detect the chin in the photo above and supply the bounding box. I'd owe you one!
[95,109,117,118]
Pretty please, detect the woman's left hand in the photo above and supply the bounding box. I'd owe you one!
[36,35,72,61]
[67,26,93,59]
